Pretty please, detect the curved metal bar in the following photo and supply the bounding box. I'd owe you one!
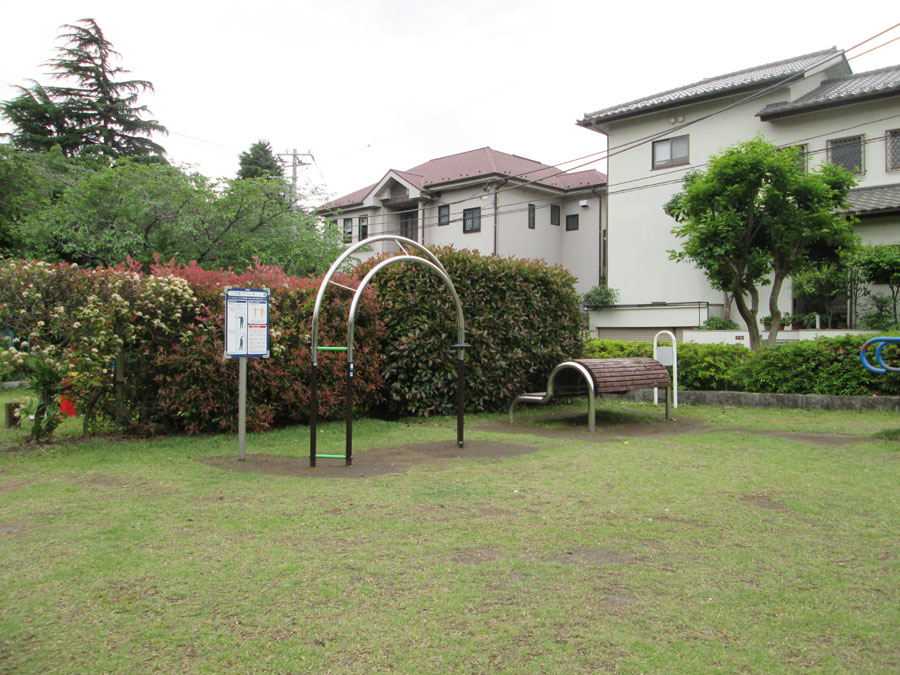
[652,330,678,409]
[347,255,466,365]
[310,235,446,365]
[860,336,900,374]
[508,361,596,431]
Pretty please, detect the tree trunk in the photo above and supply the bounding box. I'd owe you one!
[765,274,786,347]
[732,286,761,350]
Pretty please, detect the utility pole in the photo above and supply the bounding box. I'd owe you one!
[277,149,314,209]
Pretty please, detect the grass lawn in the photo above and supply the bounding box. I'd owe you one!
[1,389,899,672]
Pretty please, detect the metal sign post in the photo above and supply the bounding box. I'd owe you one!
[224,287,270,460]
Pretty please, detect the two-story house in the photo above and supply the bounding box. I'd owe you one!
[577,48,900,339]
[317,147,607,294]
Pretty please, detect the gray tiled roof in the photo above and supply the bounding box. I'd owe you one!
[758,65,900,120]
[846,183,900,215]
[579,49,842,126]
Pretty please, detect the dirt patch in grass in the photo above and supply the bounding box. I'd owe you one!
[452,546,503,565]
[547,547,636,566]
[739,494,788,511]
[199,440,540,479]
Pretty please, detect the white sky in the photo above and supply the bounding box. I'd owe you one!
[1,1,898,202]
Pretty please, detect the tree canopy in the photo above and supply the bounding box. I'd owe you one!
[3,147,343,277]
[666,137,858,349]
[237,140,284,180]
[1,19,167,162]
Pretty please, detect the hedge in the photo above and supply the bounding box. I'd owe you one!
[585,335,900,396]
[0,258,384,435]
[355,247,584,416]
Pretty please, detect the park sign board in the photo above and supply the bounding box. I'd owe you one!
[224,287,270,359]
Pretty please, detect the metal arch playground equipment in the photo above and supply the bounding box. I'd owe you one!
[860,336,900,374]
[309,235,468,467]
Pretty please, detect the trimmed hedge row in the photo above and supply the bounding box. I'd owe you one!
[0,259,384,435]
[585,335,900,396]
[2,248,585,435]
[356,247,584,416]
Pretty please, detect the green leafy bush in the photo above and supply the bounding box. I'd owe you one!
[582,279,619,309]
[0,258,384,436]
[583,339,652,359]
[677,342,749,391]
[731,334,900,396]
[583,335,900,396]
[356,247,583,416]
[700,316,739,330]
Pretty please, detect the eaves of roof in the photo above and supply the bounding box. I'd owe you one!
[758,65,900,120]
[846,182,900,217]
[577,48,843,128]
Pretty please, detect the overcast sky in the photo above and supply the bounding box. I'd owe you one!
[1,1,898,202]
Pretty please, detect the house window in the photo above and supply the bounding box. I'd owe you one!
[343,218,353,244]
[566,214,579,231]
[652,135,690,169]
[550,205,560,225]
[463,207,481,233]
[528,204,535,229]
[828,135,864,174]
[438,204,450,225]
[888,130,900,171]
[358,216,368,241]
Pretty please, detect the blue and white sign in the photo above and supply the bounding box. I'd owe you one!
[225,287,269,358]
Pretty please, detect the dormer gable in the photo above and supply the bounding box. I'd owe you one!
[363,170,425,207]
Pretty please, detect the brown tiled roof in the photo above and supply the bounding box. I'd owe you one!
[323,147,606,209]
[846,183,900,215]
[758,65,900,120]
[578,48,843,126]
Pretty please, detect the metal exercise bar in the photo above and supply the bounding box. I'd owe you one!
[347,255,468,460]
[309,235,461,467]
[860,336,900,374]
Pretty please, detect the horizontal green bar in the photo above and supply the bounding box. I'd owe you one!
[315,454,346,459]
[317,346,347,351]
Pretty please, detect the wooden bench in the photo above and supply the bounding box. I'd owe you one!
[508,358,672,431]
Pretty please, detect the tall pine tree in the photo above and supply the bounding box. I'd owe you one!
[237,140,284,180]
[1,19,167,161]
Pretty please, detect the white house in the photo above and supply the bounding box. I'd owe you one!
[577,48,900,340]
[316,147,607,295]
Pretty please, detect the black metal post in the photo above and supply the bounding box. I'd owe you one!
[345,361,353,466]
[456,359,465,448]
[310,363,318,467]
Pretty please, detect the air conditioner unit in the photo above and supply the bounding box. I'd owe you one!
[579,200,589,208]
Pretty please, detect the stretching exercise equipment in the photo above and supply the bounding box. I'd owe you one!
[509,358,672,431]
[309,235,468,466]
[860,336,900,374]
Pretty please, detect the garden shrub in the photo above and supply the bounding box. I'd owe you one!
[583,339,652,359]
[0,258,384,436]
[676,342,749,391]
[731,334,900,396]
[355,247,583,416]
[583,335,900,396]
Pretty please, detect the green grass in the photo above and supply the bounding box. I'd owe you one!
[1,391,899,672]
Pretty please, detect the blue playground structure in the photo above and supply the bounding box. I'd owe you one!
[859,336,900,374]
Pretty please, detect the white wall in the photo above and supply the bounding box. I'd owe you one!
[601,85,900,330]
[328,181,604,294]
